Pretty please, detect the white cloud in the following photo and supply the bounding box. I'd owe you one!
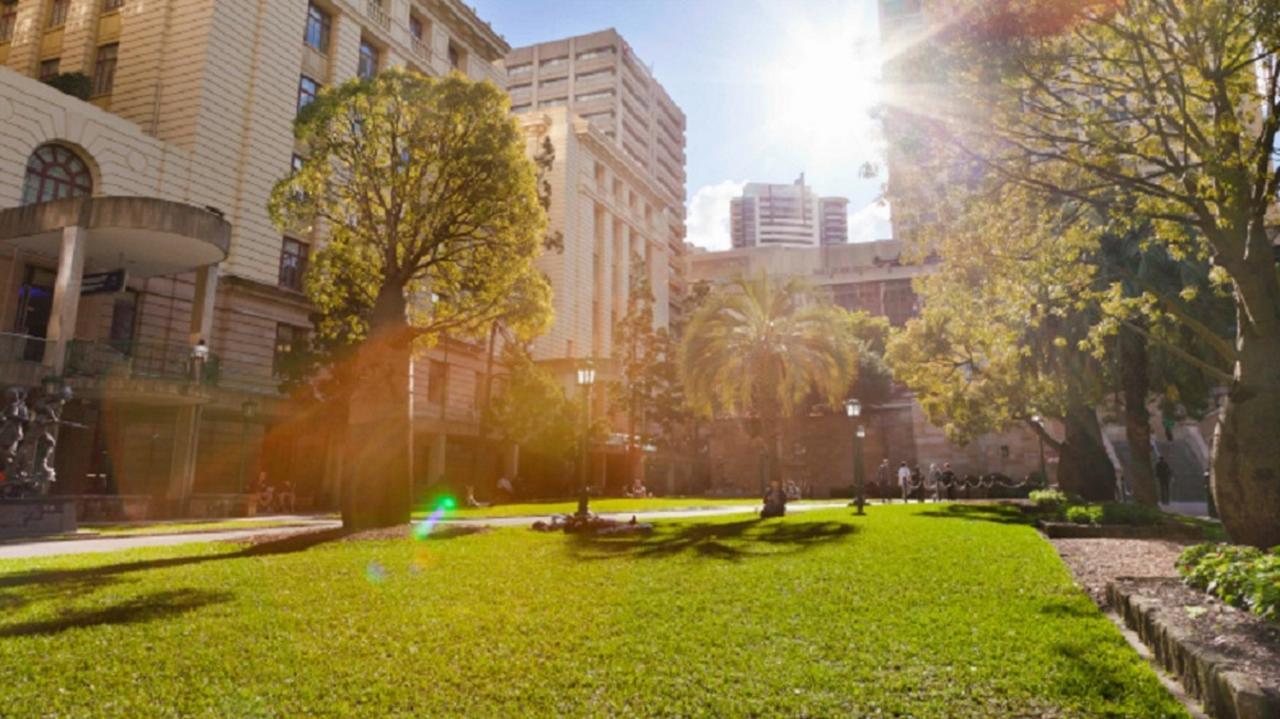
[847,200,893,243]
[685,180,746,251]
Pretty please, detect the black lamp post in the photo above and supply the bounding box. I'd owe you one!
[238,399,259,495]
[845,399,866,514]
[575,361,596,518]
[1032,413,1048,487]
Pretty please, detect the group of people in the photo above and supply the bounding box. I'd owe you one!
[252,473,296,514]
[875,460,963,503]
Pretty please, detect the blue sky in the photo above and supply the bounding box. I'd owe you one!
[470,0,893,250]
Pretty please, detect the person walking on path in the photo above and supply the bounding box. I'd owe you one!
[876,459,891,503]
[1155,456,1173,505]
[927,464,941,502]
[898,462,911,503]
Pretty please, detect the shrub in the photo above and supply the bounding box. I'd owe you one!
[1097,502,1164,526]
[1177,544,1280,623]
[43,72,92,101]
[1064,505,1102,525]
[1029,489,1067,510]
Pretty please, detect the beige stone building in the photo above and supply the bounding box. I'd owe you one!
[0,0,511,517]
[506,29,688,333]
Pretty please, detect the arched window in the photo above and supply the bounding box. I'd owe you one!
[21,144,93,205]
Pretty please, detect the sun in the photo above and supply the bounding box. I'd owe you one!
[761,19,885,172]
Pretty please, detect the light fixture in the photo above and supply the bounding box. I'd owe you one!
[844,398,861,418]
[577,361,596,387]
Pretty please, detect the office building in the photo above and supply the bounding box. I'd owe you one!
[729,176,849,248]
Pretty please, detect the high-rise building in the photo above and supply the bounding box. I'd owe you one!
[0,0,512,515]
[505,29,688,329]
[729,176,848,248]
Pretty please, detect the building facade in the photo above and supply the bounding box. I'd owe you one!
[505,29,688,322]
[0,0,511,516]
[729,176,848,248]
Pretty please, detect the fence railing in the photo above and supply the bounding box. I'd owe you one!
[0,333,48,364]
[366,0,391,30]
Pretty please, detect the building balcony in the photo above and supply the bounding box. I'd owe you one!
[366,0,391,31]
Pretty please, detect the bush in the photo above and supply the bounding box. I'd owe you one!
[1097,502,1164,526]
[1064,505,1102,525]
[1029,489,1067,510]
[43,72,92,100]
[1177,543,1280,623]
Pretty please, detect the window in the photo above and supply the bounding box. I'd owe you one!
[0,5,17,42]
[47,0,68,28]
[426,360,447,404]
[539,76,566,90]
[447,41,463,71]
[22,144,93,205]
[278,237,309,291]
[575,68,614,82]
[92,44,118,96]
[507,62,531,76]
[108,291,138,353]
[510,103,531,113]
[539,55,567,69]
[576,47,614,62]
[358,40,379,80]
[102,0,124,12]
[273,324,309,377]
[304,3,330,53]
[297,75,319,113]
[575,89,613,103]
[39,58,60,80]
[538,96,565,109]
[409,14,427,44]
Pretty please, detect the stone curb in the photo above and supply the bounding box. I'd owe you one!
[1107,579,1280,719]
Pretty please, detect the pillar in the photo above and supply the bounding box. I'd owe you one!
[43,226,86,374]
[427,432,446,485]
[189,263,219,346]
[165,405,202,515]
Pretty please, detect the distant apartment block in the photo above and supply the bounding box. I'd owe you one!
[730,176,849,248]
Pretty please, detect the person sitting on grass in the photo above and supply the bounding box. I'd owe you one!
[624,478,652,498]
[464,485,487,508]
[761,479,787,518]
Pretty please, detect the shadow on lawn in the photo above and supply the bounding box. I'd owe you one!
[568,518,857,562]
[916,503,1033,527]
[0,588,232,638]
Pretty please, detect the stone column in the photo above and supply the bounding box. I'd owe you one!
[43,226,86,374]
[165,404,202,516]
[427,432,446,485]
[188,263,219,346]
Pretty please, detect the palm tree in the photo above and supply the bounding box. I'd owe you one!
[680,274,858,490]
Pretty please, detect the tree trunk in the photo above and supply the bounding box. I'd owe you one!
[1119,324,1158,506]
[343,286,414,529]
[1212,261,1280,548]
[1056,402,1115,501]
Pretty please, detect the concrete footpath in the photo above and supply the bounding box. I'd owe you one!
[0,502,847,560]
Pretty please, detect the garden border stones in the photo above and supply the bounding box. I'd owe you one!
[1107,577,1280,719]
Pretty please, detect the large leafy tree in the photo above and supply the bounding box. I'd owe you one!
[901,0,1280,545]
[681,275,859,486]
[269,70,552,528]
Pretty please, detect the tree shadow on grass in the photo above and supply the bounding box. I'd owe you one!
[0,588,232,638]
[568,519,858,562]
[915,503,1034,527]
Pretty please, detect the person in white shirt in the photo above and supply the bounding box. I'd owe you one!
[898,462,911,502]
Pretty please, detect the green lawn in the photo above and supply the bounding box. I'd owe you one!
[431,496,803,519]
[88,519,328,537]
[0,504,1184,718]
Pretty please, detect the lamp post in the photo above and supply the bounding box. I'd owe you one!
[238,399,259,495]
[575,361,596,518]
[845,399,866,514]
[1031,414,1048,488]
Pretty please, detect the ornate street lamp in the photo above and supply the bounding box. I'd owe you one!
[576,361,596,518]
[845,399,866,514]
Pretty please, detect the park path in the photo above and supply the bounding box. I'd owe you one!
[0,502,847,560]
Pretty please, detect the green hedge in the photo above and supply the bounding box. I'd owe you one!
[1029,489,1067,510]
[1061,502,1164,526]
[1176,543,1280,623]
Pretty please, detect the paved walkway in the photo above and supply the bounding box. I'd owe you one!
[0,502,847,560]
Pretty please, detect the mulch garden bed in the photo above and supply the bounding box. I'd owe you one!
[1052,537,1280,719]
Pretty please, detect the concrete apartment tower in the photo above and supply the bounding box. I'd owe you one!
[729,175,848,248]
[505,29,688,368]
[0,0,513,516]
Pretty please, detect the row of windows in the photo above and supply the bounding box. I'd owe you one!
[505,46,617,78]
[35,42,116,96]
[305,2,455,71]
[39,0,124,29]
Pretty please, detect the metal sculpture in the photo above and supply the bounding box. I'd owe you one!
[0,384,73,498]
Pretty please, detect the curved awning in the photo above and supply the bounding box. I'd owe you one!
[0,196,230,277]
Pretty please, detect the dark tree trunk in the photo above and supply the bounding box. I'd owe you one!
[343,286,414,529]
[1056,402,1115,501]
[1119,324,1158,506]
[1212,258,1280,548]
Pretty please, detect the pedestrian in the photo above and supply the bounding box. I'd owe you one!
[876,459,891,503]
[1203,470,1216,518]
[1155,456,1172,505]
[942,463,957,501]
[928,463,941,502]
[898,461,911,502]
[913,464,925,503]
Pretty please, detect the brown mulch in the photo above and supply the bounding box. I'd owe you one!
[1050,537,1193,610]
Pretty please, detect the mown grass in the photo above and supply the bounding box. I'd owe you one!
[89,519,327,537]
[0,504,1184,718]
